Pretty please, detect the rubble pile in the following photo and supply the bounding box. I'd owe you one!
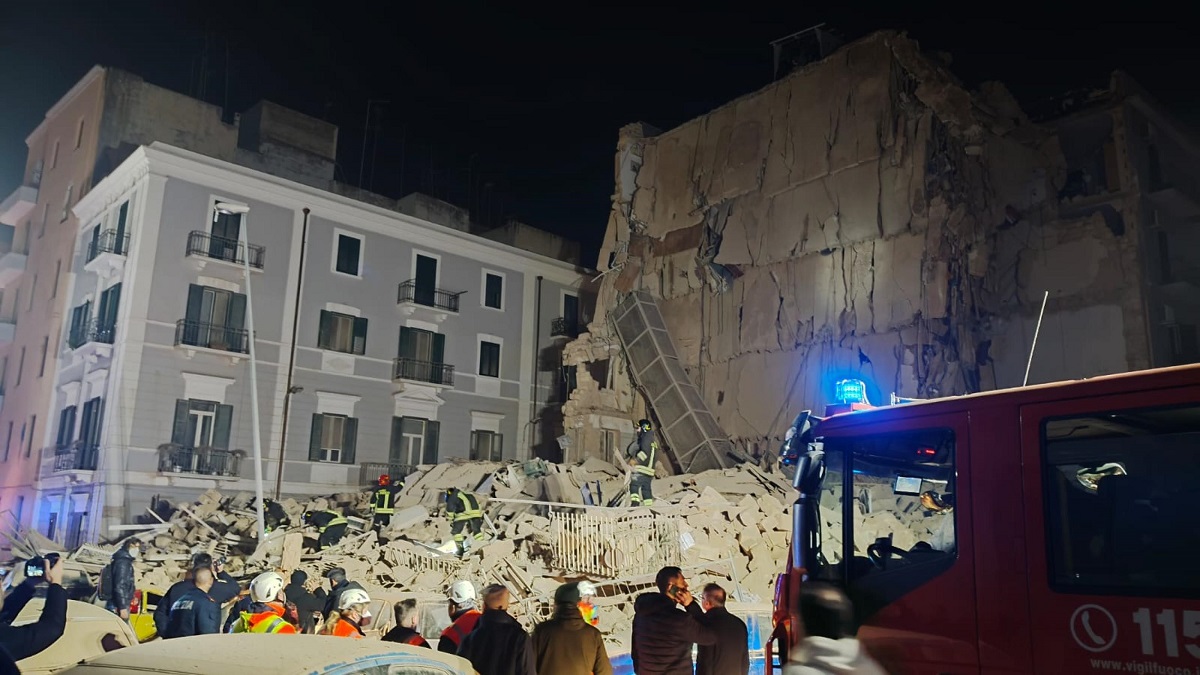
[36,459,796,648]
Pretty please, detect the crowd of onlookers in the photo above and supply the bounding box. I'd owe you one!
[0,545,885,675]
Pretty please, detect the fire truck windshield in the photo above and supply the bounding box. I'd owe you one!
[810,427,958,615]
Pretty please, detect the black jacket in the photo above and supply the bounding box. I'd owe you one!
[0,583,67,661]
[322,579,364,619]
[696,606,750,675]
[381,625,431,647]
[456,609,536,675]
[109,548,136,612]
[156,573,239,636]
[163,586,221,638]
[284,573,323,632]
[631,593,719,675]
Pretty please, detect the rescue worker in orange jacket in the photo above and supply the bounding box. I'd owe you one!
[324,588,372,638]
[437,580,482,654]
[228,572,298,634]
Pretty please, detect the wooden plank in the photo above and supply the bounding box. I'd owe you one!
[281,532,304,572]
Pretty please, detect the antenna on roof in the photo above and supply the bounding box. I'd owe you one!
[770,24,844,80]
[1023,291,1050,387]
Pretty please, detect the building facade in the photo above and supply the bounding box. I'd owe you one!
[37,143,587,543]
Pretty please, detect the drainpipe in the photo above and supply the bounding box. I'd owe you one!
[274,208,309,499]
[530,275,543,459]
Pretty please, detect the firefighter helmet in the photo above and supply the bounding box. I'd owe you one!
[378,474,391,487]
[638,419,652,430]
[249,571,285,603]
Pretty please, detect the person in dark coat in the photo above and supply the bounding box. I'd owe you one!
[283,570,324,633]
[163,568,221,638]
[321,568,364,619]
[531,582,612,675]
[0,555,67,661]
[107,540,140,619]
[156,553,239,636]
[456,584,535,675]
[696,583,749,675]
[631,566,719,675]
[381,599,430,647]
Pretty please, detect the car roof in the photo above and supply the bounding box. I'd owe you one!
[16,600,140,675]
[58,634,475,675]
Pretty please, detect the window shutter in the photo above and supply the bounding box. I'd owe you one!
[469,430,479,461]
[342,417,358,465]
[389,417,404,465]
[171,400,190,445]
[495,434,504,462]
[352,316,368,355]
[433,333,446,364]
[185,285,204,322]
[213,405,233,449]
[309,414,323,462]
[398,327,414,360]
[88,399,104,447]
[422,421,439,464]
[228,292,247,330]
[318,311,332,350]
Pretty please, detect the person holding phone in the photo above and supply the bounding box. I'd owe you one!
[631,566,719,675]
[0,553,67,662]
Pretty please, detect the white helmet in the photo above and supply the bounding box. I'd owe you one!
[448,580,476,604]
[249,571,285,603]
[339,588,371,610]
[577,581,598,599]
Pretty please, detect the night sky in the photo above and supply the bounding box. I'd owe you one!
[2,1,1196,263]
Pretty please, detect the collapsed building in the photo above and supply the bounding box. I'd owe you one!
[562,31,1200,462]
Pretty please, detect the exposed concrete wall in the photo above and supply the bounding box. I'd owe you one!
[480,221,583,266]
[396,193,472,233]
[237,101,337,161]
[565,31,1156,462]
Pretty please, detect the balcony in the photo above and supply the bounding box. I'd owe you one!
[359,462,417,486]
[393,357,454,386]
[84,229,130,277]
[396,280,463,322]
[157,444,242,477]
[0,246,27,288]
[38,443,98,482]
[67,317,116,350]
[185,231,265,274]
[174,320,250,356]
[0,185,38,225]
[551,317,582,339]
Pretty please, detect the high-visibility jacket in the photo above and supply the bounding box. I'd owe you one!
[230,604,297,634]
[329,618,364,638]
[446,492,482,522]
[438,608,481,650]
[628,431,658,476]
[372,485,400,515]
[312,509,347,533]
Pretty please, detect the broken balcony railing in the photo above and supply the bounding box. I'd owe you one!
[186,231,265,269]
[393,357,455,386]
[174,320,250,354]
[396,280,463,313]
[86,229,130,263]
[158,444,242,477]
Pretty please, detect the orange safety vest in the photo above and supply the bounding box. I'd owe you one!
[439,609,481,648]
[406,634,430,648]
[330,618,364,638]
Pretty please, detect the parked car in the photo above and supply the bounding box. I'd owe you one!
[14,598,139,675]
[126,586,167,643]
[55,633,479,675]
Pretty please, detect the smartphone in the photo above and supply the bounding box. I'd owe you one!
[666,584,680,600]
[24,557,45,579]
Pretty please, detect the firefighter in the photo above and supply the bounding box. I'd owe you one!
[626,419,658,506]
[228,572,298,634]
[370,474,402,531]
[302,508,349,550]
[445,487,484,557]
[261,498,290,533]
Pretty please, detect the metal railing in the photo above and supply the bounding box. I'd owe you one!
[396,280,463,313]
[186,231,265,269]
[392,357,454,386]
[174,319,250,354]
[53,443,98,472]
[157,444,242,476]
[67,317,116,349]
[551,317,581,338]
[86,229,130,263]
[359,462,418,486]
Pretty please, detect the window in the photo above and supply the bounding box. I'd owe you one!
[51,140,60,169]
[815,428,957,619]
[181,284,247,352]
[51,261,61,299]
[413,253,438,304]
[38,336,48,377]
[309,413,357,464]
[334,232,363,276]
[209,206,242,262]
[483,272,504,310]
[61,183,73,222]
[470,430,503,461]
[25,415,36,457]
[15,496,23,524]
[69,300,92,348]
[39,204,48,238]
[74,118,85,149]
[1043,404,1200,596]
[170,399,233,449]
[318,311,367,355]
[397,328,449,384]
[560,365,578,402]
[3,422,11,462]
[390,417,440,466]
[27,275,35,311]
[56,406,77,449]
[16,347,24,386]
[79,397,102,451]
[563,292,580,327]
[478,340,500,378]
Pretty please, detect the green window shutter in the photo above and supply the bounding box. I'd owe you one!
[342,417,358,465]
[213,405,233,449]
[422,421,439,464]
[309,414,323,462]
[228,292,247,330]
[318,311,332,350]
[433,333,446,364]
[469,430,479,461]
[389,417,403,465]
[171,400,190,445]
[352,316,368,355]
[398,327,414,359]
[185,285,204,322]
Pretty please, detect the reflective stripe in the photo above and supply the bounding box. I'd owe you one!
[319,516,348,533]
[405,634,427,647]
[250,616,288,633]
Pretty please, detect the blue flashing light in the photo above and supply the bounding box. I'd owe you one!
[835,378,868,405]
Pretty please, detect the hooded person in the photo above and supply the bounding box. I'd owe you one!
[323,588,372,638]
[456,584,535,675]
[283,570,324,633]
[228,572,298,634]
[531,582,612,675]
[783,584,887,675]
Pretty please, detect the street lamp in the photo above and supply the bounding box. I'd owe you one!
[214,202,266,544]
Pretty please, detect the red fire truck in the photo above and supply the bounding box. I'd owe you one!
[767,365,1200,674]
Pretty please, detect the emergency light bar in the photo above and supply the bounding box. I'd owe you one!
[835,379,868,405]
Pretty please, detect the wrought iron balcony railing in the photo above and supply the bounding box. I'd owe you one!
[174,320,249,354]
[53,443,98,472]
[86,229,130,263]
[359,462,418,486]
[551,317,582,338]
[67,318,116,349]
[186,231,265,269]
[157,444,242,477]
[397,280,463,313]
[393,357,454,386]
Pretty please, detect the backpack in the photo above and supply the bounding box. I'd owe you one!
[97,563,113,601]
